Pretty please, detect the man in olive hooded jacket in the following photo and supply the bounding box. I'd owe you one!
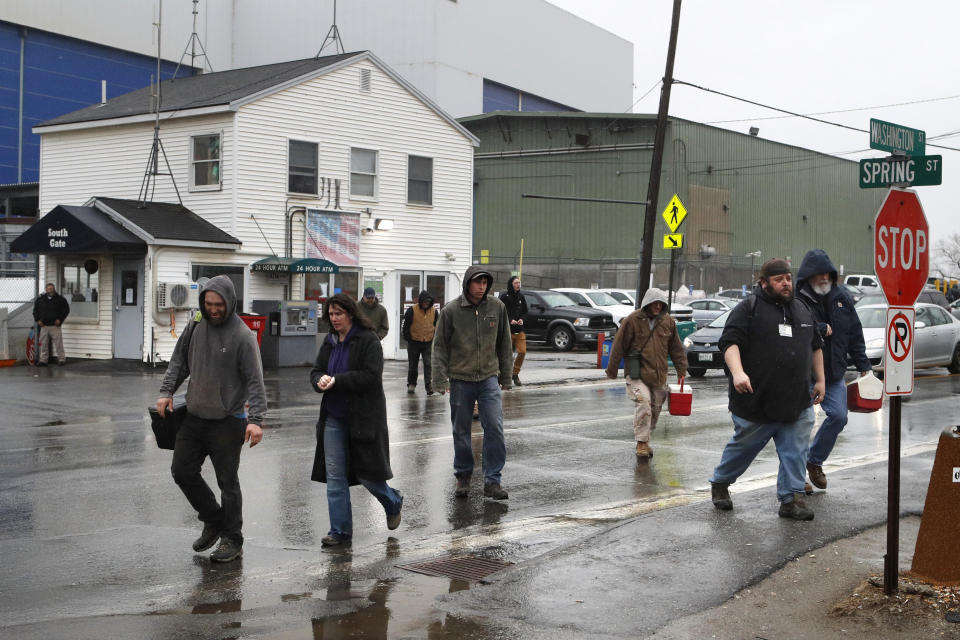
[157,275,267,563]
[432,265,513,500]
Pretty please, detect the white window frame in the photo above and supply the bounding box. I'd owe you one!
[188,130,223,192]
[349,147,379,201]
[59,259,101,323]
[406,154,434,207]
[287,139,320,196]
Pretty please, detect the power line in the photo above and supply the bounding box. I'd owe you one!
[705,93,960,125]
[674,79,960,152]
[625,79,661,113]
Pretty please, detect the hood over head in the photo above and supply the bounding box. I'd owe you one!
[640,287,669,311]
[505,275,520,294]
[418,289,434,305]
[199,275,238,320]
[462,264,493,301]
[796,249,837,288]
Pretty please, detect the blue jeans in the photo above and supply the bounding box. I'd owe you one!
[323,415,402,537]
[449,377,506,484]
[806,380,847,466]
[710,406,815,503]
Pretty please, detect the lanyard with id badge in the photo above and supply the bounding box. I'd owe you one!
[778,308,792,338]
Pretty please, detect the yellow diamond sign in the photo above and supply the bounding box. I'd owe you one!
[663,233,683,249]
[661,194,687,233]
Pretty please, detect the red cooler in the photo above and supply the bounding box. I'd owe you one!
[847,372,883,413]
[668,376,693,416]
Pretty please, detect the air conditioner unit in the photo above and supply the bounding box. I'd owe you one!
[157,282,200,310]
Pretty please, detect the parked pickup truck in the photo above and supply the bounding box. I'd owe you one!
[514,289,617,351]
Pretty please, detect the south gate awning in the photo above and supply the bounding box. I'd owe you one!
[250,257,339,274]
[10,205,146,254]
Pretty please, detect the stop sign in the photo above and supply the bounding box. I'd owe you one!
[874,187,929,306]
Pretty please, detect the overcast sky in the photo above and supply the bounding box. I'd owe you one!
[547,0,959,260]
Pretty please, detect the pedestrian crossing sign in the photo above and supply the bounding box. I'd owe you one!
[663,233,683,249]
[662,194,687,232]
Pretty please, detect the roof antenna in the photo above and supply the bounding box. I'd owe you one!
[174,0,214,76]
[139,0,183,207]
[316,0,346,57]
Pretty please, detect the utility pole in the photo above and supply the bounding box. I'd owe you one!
[636,0,683,308]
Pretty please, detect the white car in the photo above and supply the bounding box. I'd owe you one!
[593,288,695,324]
[552,288,630,325]
[686,298,735,327]
[857,302,960,374]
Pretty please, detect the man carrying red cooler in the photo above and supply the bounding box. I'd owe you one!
[795,249,872,492]
[605,288,687,459]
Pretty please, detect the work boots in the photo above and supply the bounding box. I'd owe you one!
[192,523,222,552]
[807,462,827,489]
[635,441,652,458]
[711,482,733,511]
[483,483,509,500]
[778,494,815,521]
[512,374,522,387]
[455,474,471,498]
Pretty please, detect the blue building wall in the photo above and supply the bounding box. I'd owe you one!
[482,78,576,114]
[0,21,194,185]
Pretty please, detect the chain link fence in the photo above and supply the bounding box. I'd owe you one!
[1,229,38,361]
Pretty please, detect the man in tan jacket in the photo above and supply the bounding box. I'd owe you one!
[401,289,438,394]
[605,288,688,458]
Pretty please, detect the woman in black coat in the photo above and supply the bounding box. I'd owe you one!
[310,293,403,547]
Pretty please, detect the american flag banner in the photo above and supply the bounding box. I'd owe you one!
[305,209,360,267]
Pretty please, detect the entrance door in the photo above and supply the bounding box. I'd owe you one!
[113,258,144,359]
[397,271,447,352]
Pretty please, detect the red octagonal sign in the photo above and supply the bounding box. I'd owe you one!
[874,187,929,307]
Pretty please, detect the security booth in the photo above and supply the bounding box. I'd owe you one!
[251,299,319,367]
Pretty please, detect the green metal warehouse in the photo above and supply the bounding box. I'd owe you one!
[459,112,885,293]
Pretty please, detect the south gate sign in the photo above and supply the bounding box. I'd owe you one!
[874,187,929,307]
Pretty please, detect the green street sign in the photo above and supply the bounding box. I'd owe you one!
[859,155,942,189]
[869,118,925,155]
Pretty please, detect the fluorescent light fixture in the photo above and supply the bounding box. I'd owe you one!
[374,218,394,230]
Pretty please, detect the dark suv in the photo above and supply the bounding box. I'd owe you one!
[516,289,617,351]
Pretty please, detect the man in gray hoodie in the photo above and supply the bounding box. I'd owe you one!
[156,275,267,562]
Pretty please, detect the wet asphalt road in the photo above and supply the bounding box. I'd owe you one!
[0,352,957,638]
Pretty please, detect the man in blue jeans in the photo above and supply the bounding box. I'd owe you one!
[796,249,872,491]
[432,265,513,500]
[709,259,825,520]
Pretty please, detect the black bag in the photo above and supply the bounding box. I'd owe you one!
[624,318,659,380]
[148,315,199,449]
[149,396,187,450]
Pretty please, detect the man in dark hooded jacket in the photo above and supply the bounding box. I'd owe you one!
[499,275,528,386]
[432,265,513,500]
[796,249,872,491]
[157,275,267,563]
[401,289,437,394]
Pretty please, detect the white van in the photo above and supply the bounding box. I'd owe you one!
[843,274,880,292]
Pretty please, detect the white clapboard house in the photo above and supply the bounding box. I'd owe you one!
[13,51,478,362]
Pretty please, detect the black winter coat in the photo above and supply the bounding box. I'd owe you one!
[310,328,393,484]
[33,293,70,325]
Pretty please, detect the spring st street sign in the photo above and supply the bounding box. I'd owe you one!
[859,155,942,188]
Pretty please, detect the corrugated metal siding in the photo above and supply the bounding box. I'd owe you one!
[468,115,885,273]
[0,22,193,184]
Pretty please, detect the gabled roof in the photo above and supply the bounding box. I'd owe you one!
[36,51,479,146]
[92,197,241,249]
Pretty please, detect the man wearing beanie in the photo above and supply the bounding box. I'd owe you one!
[358,287,389,340]
[709,258,826,520]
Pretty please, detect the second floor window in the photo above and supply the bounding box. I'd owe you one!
[191,134,221,189]
[289,140,318,194]
[350,148,377,198]
[407,155,433,205]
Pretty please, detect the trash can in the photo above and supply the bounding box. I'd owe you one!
[671,320,698,367]
[599,335,623,370]
[238,314,267,347]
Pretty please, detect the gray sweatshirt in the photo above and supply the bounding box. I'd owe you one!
[159,275,267,425]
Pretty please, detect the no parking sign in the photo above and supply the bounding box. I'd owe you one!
[884,307,914,395]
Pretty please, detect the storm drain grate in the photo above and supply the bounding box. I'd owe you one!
[397,554,514,583]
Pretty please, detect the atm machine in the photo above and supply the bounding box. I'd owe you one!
[251,300,319,367]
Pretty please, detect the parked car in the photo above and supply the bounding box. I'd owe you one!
[843,274,880,293]
[519,289,617,351]
[856,289,950,310]
[682,309,731,377]
[552,288,630,325]
[686,298,734,328]
[840,282,864,303]
[857,302,960,374]
[716,288,750,301]
[951,299,960,321]
[597,288,695,323]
